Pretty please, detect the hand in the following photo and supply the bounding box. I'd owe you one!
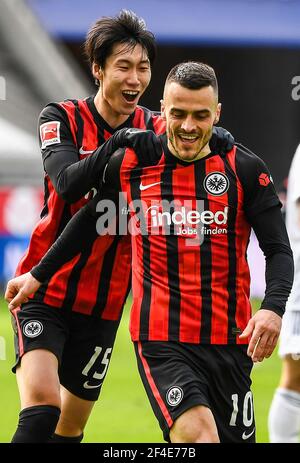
[239,309,282,362]
[5,272,41,311]
[113,128,163,165]
[210,126,235,155]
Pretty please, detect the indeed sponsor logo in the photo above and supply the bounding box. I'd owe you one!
[95,194,228,244]
[146,205,228,227]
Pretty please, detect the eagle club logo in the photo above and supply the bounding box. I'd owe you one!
[23,320,43,338]
[203,172,229,196]
[166,386,184,406]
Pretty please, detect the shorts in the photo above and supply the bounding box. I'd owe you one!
[134,341,255,443]
[11,301,121,401]
[278,311,300,358]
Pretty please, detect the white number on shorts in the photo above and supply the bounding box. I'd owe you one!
[229,391,254,427]
[82,346,112,380]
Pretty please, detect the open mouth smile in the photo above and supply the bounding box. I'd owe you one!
[122,90,139,102]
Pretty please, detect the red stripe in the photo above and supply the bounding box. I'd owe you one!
[72,235,114,315]
[132,107,146,129]
[16,179,65,277]
[228,149,251,344]
[11,307,24,357]
[152,115,166,135]
[59,101,77,144]
[171,164,202,343]
[101,235,131,320]
[43,254,81,308]
[137,341,173,428]
[205,156,230,343]
[104,129,111,141]
[140,164,170,341]
[119,148,142,338]
[77,99,99,149]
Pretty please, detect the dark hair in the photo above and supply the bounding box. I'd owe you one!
[84,10,156,71]
[165,61,218,96]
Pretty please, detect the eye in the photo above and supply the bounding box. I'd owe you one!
[171,112,184,118]
[195,113,209,120]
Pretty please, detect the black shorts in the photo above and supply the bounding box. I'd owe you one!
[11,301,121,401]
[134,341,255,443]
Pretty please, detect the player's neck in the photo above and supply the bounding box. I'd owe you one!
[94,93,130,129]
[167,140,211,162]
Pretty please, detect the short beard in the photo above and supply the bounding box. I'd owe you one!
[169,130,212,162]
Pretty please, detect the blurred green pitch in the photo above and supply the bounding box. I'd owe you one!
[0,297,280,443]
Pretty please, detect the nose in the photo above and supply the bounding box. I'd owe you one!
[126,68,140,86]
[180,116,197,133]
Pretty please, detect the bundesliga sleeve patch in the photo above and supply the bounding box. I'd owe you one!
[40,121,61,149]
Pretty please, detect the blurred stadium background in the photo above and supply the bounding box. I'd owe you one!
[0,0,299,443]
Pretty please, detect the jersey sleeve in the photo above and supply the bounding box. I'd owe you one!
[39,105,126,203]
[102,148,126,190]
[30,149,126,282]
[235,144,281,219]
[38,103,76,162]
[250,205,294,316]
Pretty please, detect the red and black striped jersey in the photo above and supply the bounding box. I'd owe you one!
[117,136,282,343]
[30,133,291,344]
[16,96,165,319]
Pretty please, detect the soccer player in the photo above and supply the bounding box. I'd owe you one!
[6,62,292,443]
[268,144,300,442]
[6,11,230,444]
[6,10,162,444]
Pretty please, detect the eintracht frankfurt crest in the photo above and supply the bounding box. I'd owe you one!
[23,320,43,338]
[203,172,229,196]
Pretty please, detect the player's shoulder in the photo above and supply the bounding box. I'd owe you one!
[39,98,81,123]
[233,143,270,184]
[235,143,266,167]
[134,105,164,133]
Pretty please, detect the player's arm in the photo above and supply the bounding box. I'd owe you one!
[239,205,294,361]
[236,145,294,361]
[41,105,163,203]
[5,149,127,310]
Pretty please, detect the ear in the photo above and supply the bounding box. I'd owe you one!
[214,102,222,124]
[92,63,103,83]
[160,99,166,119]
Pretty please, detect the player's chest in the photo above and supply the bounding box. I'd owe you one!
[127,162,244,212]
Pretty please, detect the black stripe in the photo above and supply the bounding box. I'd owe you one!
[91,236,122,317]
[73,100,84,149]
[40,176,50,219]
[194,161,213,342]
[61,238,96,311]
[223,157,238,343]
[142,107,155,131]
[161,162,181,340]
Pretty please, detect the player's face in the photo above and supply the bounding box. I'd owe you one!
[161,82,221,161]
[94,43,151,122]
